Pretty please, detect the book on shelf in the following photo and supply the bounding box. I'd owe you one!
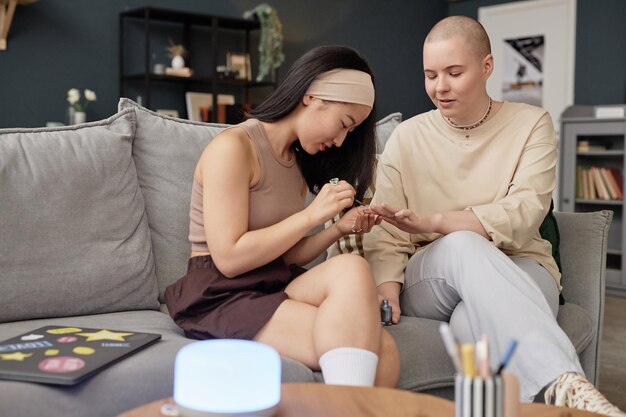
[576,166,585,198]
[577,165,623,200]
[587,167,596,199]
[610,167,623,192]
[577,140,609,152]
[165,67,193,77]
[602,167,623,200]
[591,167,611,200]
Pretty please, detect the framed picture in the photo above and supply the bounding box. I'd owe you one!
[156,109,179,118]
[185,92,213,122]
[227,52,251,81]
[185,92,236,122]
[479,0,576,134]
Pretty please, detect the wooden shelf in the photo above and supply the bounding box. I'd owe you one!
[122,73,275,89]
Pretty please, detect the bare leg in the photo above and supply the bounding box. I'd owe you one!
[254,254,399,387]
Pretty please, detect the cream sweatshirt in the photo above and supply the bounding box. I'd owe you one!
[364,101,560,288]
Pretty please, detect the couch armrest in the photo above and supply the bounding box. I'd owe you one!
[554,210,613,385]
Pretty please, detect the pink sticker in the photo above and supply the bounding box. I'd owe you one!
[38,356,85,373]
[57,336,78,343]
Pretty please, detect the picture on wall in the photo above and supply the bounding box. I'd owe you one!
[227,52,251,81]
[501,35,544,107]
[478,0,576,135]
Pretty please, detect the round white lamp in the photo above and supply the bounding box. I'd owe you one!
[174,339,281,417]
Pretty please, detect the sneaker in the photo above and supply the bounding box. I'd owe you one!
[544,372,626,417]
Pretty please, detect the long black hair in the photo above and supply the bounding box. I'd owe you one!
[248,45,377,201]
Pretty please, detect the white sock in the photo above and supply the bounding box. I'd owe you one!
[319,347,379,387]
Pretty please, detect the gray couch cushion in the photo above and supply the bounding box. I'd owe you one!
[0,311,315,417]
[375,111,402,153]
[118,99,228,300]
[0,110,159,323]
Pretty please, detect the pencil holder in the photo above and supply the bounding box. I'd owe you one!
[454,370,519,417]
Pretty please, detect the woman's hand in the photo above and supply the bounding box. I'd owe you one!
[305,180,358,226]
[368,203,432,234]
[335,205,382,236]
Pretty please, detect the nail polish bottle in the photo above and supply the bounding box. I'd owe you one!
[380,299,392,326]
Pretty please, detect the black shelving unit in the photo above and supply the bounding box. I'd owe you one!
[119,7,276,122]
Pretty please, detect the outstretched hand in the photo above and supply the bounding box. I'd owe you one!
[368,203,428,234]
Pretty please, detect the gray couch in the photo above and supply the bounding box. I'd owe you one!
[0,98,611,417]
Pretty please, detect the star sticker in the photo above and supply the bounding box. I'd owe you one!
[1,352,33,361]
[76,329,133,342]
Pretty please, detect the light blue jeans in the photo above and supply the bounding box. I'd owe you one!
[402,231,583,402]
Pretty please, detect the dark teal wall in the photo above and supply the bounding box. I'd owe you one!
[2,0,624,128]
[448,0,626,106]
[0,0,445,128]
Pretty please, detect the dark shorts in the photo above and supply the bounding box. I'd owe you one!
[164,255,306,340]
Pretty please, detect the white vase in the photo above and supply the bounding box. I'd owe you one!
[74,111,86,124]
[171,55,185,69]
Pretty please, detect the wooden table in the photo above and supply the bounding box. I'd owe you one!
[118,383,600,417]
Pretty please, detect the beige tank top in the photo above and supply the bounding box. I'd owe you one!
[189,119,306,253]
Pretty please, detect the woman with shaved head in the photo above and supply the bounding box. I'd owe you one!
[365,15,625,416]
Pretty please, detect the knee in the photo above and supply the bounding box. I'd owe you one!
[327,254,375,289]
[433,230,491,257]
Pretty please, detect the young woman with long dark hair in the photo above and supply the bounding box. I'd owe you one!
[165,45,400,387]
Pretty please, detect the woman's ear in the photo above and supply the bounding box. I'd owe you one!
[483,53,494,77]
[302,94,314,106]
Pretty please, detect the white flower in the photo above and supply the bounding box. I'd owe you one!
[84,89,97,102]
[67,88,80,105]
[66,87,97,112]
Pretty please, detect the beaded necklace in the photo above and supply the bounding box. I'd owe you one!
[446,97,492,130]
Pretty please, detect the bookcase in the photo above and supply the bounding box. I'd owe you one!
[559,105,626,295]
[119,7,276,122]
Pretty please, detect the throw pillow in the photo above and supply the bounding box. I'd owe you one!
[118,98,228,300]
[375,112,402,153]
[0,109,159,322]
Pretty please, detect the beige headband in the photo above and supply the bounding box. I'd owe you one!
[306,68,375,108]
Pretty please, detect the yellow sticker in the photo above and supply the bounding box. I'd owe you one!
[47,327,82,334]
[72,347,95,355]
[0,352,33,361]
[44,349,59,356]
[76,329,133,342]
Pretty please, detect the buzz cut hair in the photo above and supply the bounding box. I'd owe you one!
[425,15,491,58]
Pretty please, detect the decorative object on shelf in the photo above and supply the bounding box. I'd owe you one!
[226,52,251,81]
[215,65,239,80]
[0,0,38,51]
[165,38,192,76]
[153,63,165,75]
[594,105,626,119]
[243,3,284,82]
[66,88,96,124]
[166,39,187,67]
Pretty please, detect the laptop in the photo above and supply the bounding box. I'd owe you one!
[0,325,161,385]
